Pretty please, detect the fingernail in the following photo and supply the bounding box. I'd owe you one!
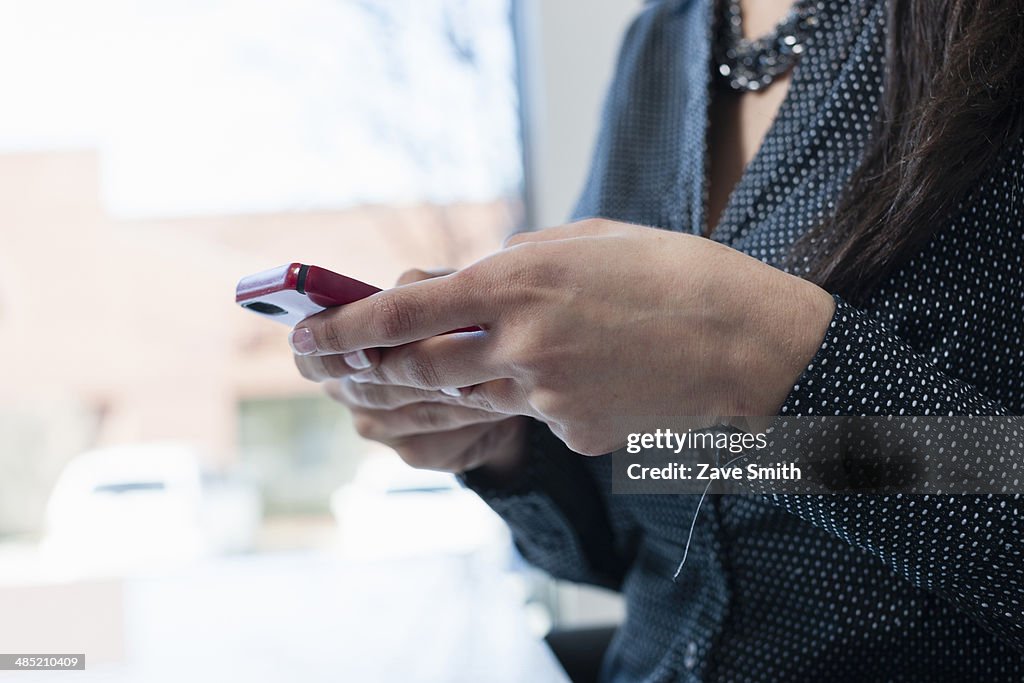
[350,372,373,384]
[343,350,372,370]
[288,327,317,355]
[441,387,462,397]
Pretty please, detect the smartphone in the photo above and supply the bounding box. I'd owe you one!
[236,263,381,326]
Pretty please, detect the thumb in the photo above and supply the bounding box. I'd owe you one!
[395,267,456,286]
[503,219,623,248]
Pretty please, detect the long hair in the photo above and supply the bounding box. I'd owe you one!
[787,0,1024,303]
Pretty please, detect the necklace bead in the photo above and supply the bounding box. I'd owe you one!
[714,0,822,92]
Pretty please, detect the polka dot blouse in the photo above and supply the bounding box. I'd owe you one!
[462,0,1024,680]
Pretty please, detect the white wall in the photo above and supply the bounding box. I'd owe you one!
[516,0,643,628]
[518,0,643,228]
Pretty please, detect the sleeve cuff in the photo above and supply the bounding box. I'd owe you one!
[458,418,563,499]
[459,420,624,586]
[779,296,1003,417]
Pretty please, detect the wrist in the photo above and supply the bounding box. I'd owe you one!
[461,416,530,484]
[727,274,835,416]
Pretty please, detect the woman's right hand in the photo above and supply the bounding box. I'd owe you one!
[309,268,529,475]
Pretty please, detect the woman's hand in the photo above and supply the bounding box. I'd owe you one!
[295,268,529,474]
[290,220,835,455]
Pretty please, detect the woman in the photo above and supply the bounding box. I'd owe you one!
[291,0,1024,680]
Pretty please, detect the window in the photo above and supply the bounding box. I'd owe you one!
[0,0,523,541]
[0,0,521,216]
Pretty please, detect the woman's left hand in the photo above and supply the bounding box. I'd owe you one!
[290,219,835,455]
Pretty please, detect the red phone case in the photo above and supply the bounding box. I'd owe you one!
[236,263,381,326]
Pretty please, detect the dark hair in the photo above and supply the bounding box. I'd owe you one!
[788,0,1024,303]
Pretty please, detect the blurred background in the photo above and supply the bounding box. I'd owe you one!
[0,1,638,680]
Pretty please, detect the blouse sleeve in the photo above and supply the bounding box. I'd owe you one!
[459,419,631,590]
[763,297,1024,650]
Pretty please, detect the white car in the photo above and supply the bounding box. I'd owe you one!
[330,455,511,561]
[42,443,261,578]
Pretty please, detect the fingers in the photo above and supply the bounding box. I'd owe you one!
[503,219,624,247]
[326,378,456,410]
[301,331,505,388]
[295,348,381,383]
[291,271,492,356]
[389,418,525,473]
[348,332,506,391]
[326,374,531,418]
[457,378,536,417]
[293,269,459,379]
[350,402,508,441]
